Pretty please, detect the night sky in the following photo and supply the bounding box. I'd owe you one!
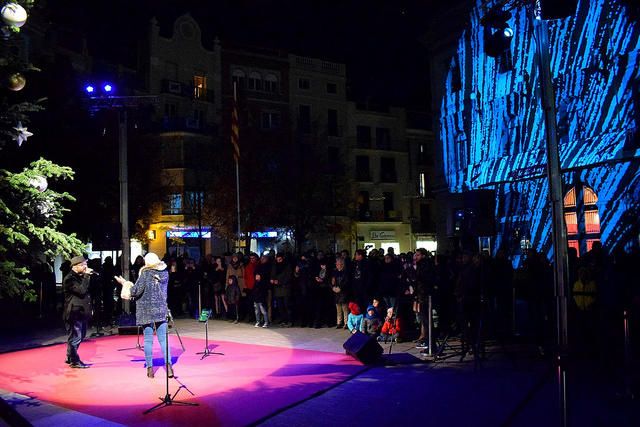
[46,0,435,109]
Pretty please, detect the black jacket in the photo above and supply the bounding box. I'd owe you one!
[63,270,91,321]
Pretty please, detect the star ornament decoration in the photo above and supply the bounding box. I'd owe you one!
[13,121,33,147]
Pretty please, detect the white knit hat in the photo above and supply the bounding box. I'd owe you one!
[144,252,166,270]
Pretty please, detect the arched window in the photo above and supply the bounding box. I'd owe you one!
[564,184,601,256]
[232,69,246,89]
[248,72,262,91]
[264,74,278,93]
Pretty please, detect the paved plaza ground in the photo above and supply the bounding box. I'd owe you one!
[1,316,638,426]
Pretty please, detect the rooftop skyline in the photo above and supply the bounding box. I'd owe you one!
[47,0,434,109]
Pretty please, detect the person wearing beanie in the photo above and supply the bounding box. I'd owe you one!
[63,255,93,368]
[346,302,364,334]
[362,304,382,337]
[115,252,172,379]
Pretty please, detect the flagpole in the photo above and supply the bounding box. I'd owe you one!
[233,82,242,252]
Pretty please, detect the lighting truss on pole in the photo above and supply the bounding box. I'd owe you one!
[84,93,158,287]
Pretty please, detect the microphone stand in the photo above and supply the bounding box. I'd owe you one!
[196,310,224,360]
[143,317,198,414]
[117,325,143,351]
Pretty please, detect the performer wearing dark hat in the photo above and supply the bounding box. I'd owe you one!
[63,255,93,368]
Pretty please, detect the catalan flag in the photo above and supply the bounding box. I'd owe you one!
[231,95,240,162]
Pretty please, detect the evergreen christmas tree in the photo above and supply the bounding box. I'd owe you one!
[0,0,84,301]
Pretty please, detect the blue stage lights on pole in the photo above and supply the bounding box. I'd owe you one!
[84,82,114,96]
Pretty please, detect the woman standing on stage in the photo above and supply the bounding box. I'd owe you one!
[115,252,172,379]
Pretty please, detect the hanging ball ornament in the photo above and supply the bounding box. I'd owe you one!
[29,175,48,192]
[6,72,26,91]
[1,3,28,28]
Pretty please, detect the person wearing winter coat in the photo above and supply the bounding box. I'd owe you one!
[379,307,402,343]
[253,255,271,327]
[63,255,93,369]
[346,302,364,334]
[362,304,382,337]
[271,253,293,326]
[332,258,351,329]
[224,275,241,323]
[115,252,173,379]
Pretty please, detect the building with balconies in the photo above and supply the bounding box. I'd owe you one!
[139,14,223,260]
[347,102,413,254]
[288,54,350,252]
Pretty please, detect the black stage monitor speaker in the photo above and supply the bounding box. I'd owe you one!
[343,331,383,364]
[117,313,138,335]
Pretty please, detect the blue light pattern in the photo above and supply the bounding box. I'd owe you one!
[440,0,640,257]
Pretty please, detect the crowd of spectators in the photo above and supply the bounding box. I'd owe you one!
[16,242,640,365]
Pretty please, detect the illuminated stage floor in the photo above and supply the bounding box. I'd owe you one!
[0,333,364,426]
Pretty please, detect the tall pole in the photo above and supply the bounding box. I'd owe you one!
[533,6,569,426]
[118,110,131,312]
[235,159,241,249]
[233,83,242,251]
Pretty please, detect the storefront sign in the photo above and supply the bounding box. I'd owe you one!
[370,230,395,240]
[250,231,278,238]
[167,228,211,238]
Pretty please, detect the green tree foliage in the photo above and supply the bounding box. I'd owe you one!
[0,159,84,299]
[0,1,84,300]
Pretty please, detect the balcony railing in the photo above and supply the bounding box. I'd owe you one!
[160,116,218,134]
[357,210,403,222]
[161,79,215,103]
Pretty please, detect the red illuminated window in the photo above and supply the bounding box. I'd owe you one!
[565,212,578,235]
[563,185,601,256]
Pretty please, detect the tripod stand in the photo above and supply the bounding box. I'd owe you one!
[167,309,185,351]
[196,309,224,359]
[143,317,198,414]
[118,325,143,351]
[426,297,465,362]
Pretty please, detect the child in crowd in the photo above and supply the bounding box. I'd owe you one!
[372,297,384,316]
[346,302,363,334]
[378,307,402,343]
[224,275,241,324]
[362,304,382,338]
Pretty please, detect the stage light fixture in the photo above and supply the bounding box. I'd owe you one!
[85,85,94,94]
[503,26,514,38]
[103,84,113,93]
[481,8,513,58]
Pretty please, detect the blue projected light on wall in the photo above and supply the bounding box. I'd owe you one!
[167,227,212,238]
[250,231,278,238]
[439,0,640,257]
